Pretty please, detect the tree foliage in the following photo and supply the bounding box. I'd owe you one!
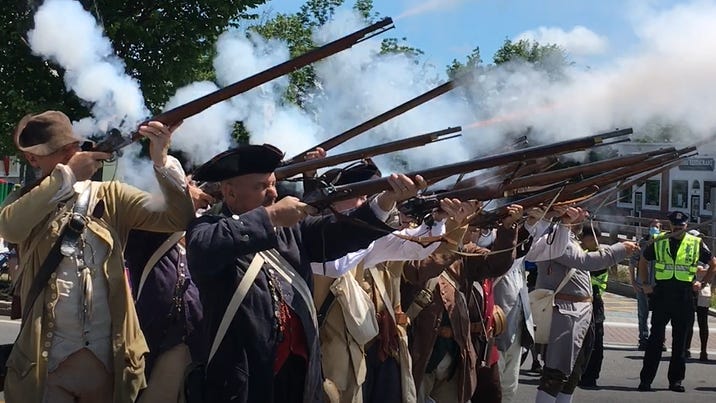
[0,0,267,154]
[446,47,482,79]
[492,38,569,80]
[251,0,422,105]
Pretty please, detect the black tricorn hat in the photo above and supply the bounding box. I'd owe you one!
[319,160,381,187]
[193,144,284,182]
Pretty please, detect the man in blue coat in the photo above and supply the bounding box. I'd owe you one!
[186,144,425,403]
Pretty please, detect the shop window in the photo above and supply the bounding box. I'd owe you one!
[671,180,688,209]
[618,187,633,204]
[645,180,660,207]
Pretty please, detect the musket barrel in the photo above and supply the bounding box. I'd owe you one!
[305,128,633,206]
[92,18,395,153]
[154,18,394,125]
[473,154,683,226]
[286,79,460,164]
[275,126,461,179]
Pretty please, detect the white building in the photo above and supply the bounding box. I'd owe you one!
[614,142,716,223]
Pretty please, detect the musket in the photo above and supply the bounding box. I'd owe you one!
[432,134,534,187]
[303,128,633,207]
[471,152,685,227]
[585,147,697,208]
[90,18,395,153]
[275,126,461,179]
[398,148,674,217]
[285,79,461,164]
[441,133,629,190]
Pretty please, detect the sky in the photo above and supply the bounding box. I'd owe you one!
[256,0,682,72]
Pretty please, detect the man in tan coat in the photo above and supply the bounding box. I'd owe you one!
[0,111,194,403]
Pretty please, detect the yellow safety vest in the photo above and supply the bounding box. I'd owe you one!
[591,271,609,295]
[583,247,609,295]
[654,233,700,282]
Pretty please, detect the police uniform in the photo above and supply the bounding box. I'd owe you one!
[638,211,712,392]
[186,145,395,403]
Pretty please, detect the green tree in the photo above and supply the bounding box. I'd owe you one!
[446,46,482,79]
[492,38,569,79]
[251,0,423,105]
[0,0,267,154]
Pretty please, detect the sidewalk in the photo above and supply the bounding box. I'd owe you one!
[602,291,716,353]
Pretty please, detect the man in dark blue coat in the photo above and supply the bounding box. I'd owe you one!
[186,144,425,403]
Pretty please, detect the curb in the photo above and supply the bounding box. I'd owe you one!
[607,280,716,318]
[0,300,10,317]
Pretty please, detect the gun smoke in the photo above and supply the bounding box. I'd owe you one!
[24,0,716,192]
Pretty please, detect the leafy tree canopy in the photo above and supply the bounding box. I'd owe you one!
[0,0,267,154]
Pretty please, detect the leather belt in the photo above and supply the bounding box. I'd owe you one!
[554,293,592,303]
[437,322,486,339]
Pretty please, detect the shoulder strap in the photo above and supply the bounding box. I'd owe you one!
[22,186,92,322]
[554,268,577,294]
[317,291,336,328]
[135,231,185,301]
[207,253,264,365]
[369,267,397,322]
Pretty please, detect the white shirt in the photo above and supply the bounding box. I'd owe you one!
[311,220,447,277]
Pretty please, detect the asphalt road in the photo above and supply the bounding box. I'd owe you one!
[514,345,716,402]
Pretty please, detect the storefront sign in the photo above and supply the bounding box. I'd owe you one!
[679,158,715,171]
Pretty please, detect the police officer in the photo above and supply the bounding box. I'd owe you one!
[637,211,716,392]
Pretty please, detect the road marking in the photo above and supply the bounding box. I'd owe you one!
[604,321,716,332]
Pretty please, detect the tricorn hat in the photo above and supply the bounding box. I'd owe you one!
[667,211,688,226]
[319,159,381,187]
[13,111,82,156]
[192,144,285,182]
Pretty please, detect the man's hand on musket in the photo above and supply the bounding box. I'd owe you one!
[376,174,428,212]
[556,206,588,225]
[265,196,318,228]
[305,147,326,160]
[139,120,183,167]
[302,147,326,179]
[188,181,215,211]
[502,204,524,228]
[435,199,481,225]
[67,151,112,181]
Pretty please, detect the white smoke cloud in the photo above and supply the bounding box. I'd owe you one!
[485,0,716,149]
[163,81,239,168]
[516,26,609,56]
[28,0,148,133]
[212,30,323,158]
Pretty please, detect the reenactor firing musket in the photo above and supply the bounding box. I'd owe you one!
[302,128,632,208]
[275,126,461,180]
[89,18,396,154]
[284,79,463,164]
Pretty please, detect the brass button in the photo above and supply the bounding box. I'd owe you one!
[41,351,48,358]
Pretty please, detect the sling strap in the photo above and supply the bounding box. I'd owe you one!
[136,231,185,301]
[207,253,264,365]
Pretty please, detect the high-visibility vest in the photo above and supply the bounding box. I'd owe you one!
[591,271,609,295]
[654,233,700,282]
